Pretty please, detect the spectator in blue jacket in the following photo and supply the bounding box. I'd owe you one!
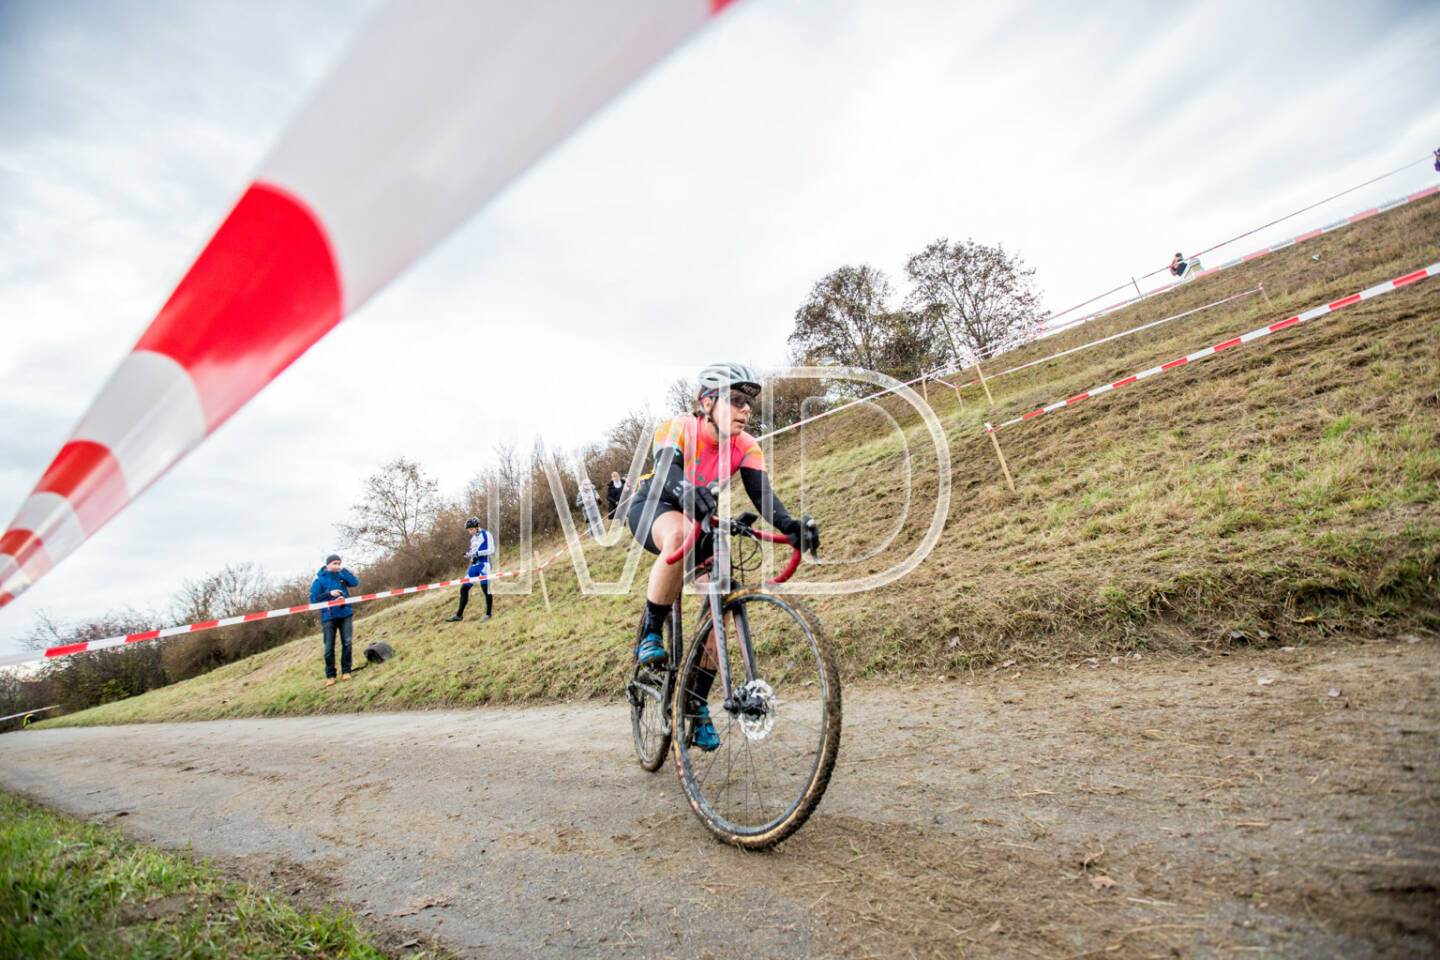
[310,554,360,686]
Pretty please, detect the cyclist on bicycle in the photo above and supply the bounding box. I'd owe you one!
[626,361,820,749]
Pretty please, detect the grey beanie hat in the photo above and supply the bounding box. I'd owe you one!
[325,554,341,564]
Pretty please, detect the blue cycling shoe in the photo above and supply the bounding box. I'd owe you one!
[636,632,666,664]
[692,706,720,752]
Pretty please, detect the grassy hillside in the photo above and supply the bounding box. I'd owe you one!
[46,193,1440,726]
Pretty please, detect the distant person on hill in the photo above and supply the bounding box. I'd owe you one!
[1169,252,1189,278]
[310,554,359,686]
[576,479,601,512]
[606,471,625,518]
[1433,148,1439,173]
[575,478,604,536]
[446,517,495,622]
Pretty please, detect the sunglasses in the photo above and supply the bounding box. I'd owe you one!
[723,391,755,409]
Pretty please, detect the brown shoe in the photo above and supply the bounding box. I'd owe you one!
[341,673,352,681]
[325,677,336,687]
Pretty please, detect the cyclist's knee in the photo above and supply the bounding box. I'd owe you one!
[652,514,688,552]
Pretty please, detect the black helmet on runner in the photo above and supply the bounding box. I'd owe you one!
[465,517,480,529]
[696,361,762,401]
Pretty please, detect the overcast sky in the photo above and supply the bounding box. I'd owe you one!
[2,0,1438,656]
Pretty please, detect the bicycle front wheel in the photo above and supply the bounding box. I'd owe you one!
[672,586,841,849]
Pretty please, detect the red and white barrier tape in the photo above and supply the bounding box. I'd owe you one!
[1033,183,1440,339]
[0,528,600,669]
[0,0,738,613]
[946,288,1260,392]
[987,261,1438,433]
[1041,156,1435,326]
[0,705,57,723]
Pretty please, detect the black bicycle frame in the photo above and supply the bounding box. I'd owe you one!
[678,526,759,709]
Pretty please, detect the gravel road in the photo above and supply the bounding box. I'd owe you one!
[3,639,1436,959]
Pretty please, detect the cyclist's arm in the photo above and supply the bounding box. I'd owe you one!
[653,446,688,506]
[740,466,796,532]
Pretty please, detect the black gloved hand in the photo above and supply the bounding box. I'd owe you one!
[667,479,718,524]
[780,515,820,555]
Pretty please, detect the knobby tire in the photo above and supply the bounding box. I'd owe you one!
[671,586,841,849]
[629,607,676,772]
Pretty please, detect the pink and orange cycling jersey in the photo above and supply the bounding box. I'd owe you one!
[653,415,765,487]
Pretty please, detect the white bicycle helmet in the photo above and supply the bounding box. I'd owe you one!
[696,361,762,400]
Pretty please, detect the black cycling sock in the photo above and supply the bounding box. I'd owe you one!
[642,600,671,638]
[455,583,470,617]
[688,666,717,712]
[483,582,493,616]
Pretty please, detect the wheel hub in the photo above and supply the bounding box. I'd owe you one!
[725,679,775,741]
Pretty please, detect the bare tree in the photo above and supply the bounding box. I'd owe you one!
[877,306,952,379]
[665,377,695,416]
[171,561,271,624]
[19,608,165,710]
[904,238,1042,361]
[337,457,441,559]
[606,408,654,463]
[788,265,894,371]
[20,610,68,650]
[763,373,830,431]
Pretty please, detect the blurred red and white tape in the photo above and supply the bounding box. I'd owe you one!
[0,0,739,613]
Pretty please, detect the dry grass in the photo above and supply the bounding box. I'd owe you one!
[46,195,1440,727]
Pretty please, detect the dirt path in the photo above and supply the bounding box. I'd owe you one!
[3,639,1436,959]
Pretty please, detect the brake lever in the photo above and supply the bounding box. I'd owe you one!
[731,510,760,537]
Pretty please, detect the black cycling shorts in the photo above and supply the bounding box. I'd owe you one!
[626,482,713,565]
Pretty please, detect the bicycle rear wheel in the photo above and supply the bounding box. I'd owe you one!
[628,607,674,772]
[672,586,841,849]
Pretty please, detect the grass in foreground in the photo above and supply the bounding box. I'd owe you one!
[0,790,437,960]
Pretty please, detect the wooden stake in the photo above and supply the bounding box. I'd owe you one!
[985,424,1017,493]
[972,358,996,406]
[921,376,928,402]
[1131,276,1143,298]
[535,555,552,613]
[1259,281,1271,304]
[952,385,964,411]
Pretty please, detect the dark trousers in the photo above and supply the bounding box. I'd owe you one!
[456,581,492,617]
[322,616,354,678]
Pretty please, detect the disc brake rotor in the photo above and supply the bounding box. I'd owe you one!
[735,679,775,741]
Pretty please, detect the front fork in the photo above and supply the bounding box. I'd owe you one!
[683,526,758,730]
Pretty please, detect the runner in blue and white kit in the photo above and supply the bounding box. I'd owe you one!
[446,517,495,622]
